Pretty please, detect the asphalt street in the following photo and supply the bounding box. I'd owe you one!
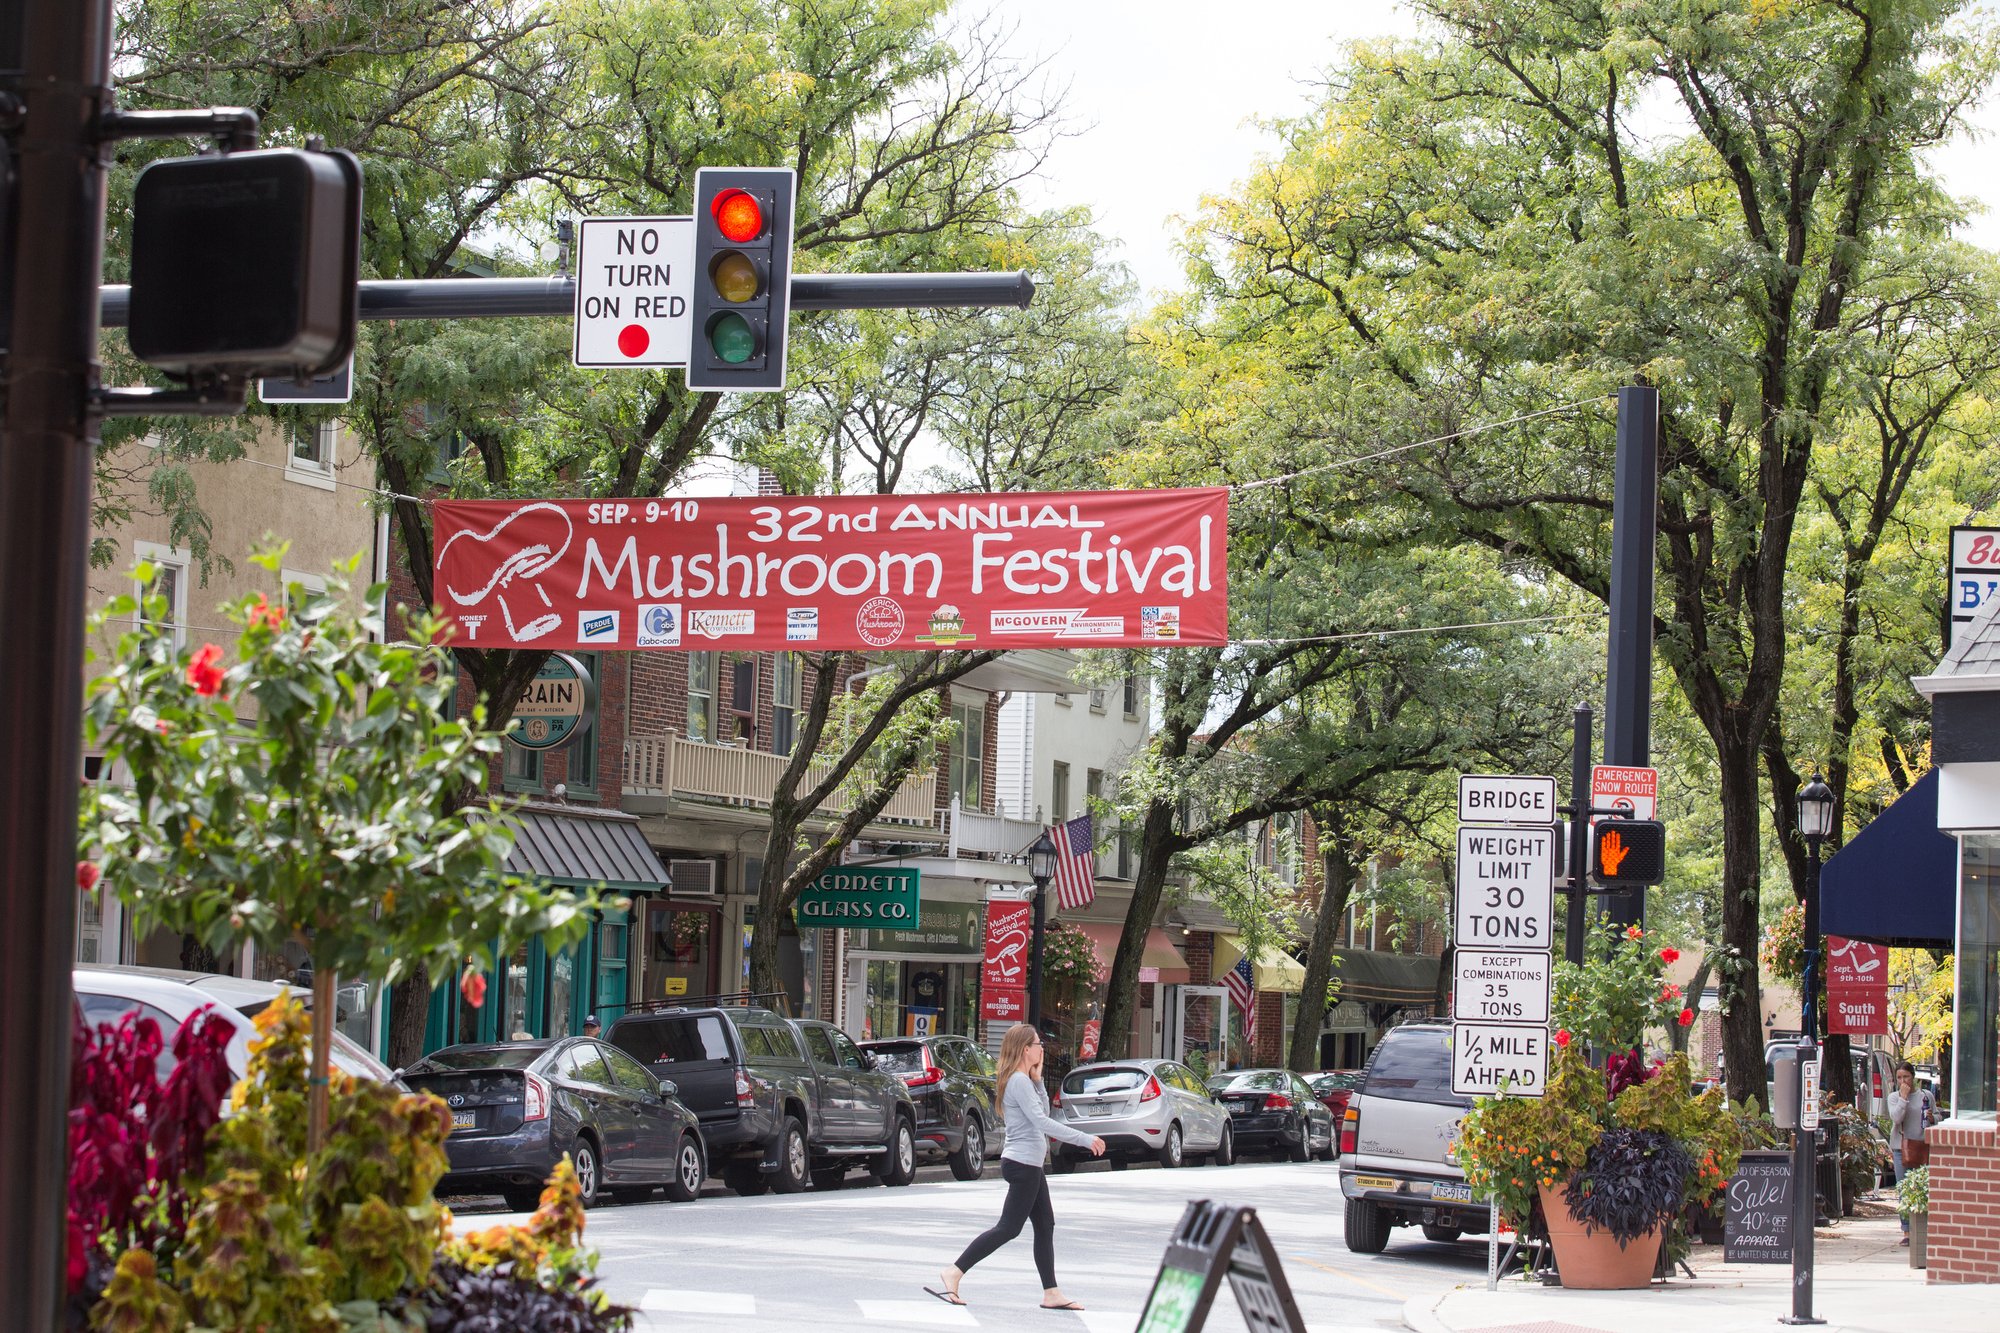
[457,1158,1491,1332]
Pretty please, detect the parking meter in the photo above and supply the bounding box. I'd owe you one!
[1772,1046,1800,1130]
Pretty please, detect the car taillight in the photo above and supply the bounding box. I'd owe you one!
[1140,1075,1162,1102]
[907,1051,943,1089]
[1340,1105,1358,1155]
[1050,1090,1062,1107]
[736,1069,755,1108]
[523,1072,549,1122]
[1263,1093,1294,1111]
[1872,1064,1883,1099]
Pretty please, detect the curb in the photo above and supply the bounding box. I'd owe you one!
[1400,1289,1454,1333]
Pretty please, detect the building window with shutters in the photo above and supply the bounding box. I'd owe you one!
[725,652,755,742]
[773,652,799,755]
[1051,761,1070,822]
[131,541,189,654]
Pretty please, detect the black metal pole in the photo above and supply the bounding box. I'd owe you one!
[1785,836,1824,1325]
[1565,704,1593,966]
[0,1,113,1326]
[1601,385,1659,933]
[97,269,1037,326]
[1027,881,1047,1031]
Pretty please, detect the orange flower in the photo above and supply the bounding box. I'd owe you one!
[1625,924,1644,940]
[248,593,286,631]
[186,643,226,697]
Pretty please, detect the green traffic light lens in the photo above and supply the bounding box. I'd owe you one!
[708,312,756,364]
[712,250,760,303]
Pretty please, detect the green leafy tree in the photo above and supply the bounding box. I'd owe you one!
[81,552,594,1146]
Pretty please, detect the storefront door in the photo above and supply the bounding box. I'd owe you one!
[645,902,719,1004]
[1169,984,1227,1071]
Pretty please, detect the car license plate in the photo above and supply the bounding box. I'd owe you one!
[451,1111,475,1131]
[1431,1182,1474,1203]
[1353,1174,1400,1191]
[1083,1104,1115,1118]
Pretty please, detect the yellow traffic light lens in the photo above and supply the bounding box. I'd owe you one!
[713,189,764,243]
[712,251,760,303]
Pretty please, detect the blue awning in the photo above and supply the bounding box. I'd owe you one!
[1820,769,1956,947]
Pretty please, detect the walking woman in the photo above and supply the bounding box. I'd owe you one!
[928,1023,1104,1310]
[1887,1061,1932,1244]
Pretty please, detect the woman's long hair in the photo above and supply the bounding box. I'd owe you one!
[991,1022,1038,1122]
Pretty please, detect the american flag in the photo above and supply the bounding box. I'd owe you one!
[1050,814,1095,910]
[1225,955,1256,1043]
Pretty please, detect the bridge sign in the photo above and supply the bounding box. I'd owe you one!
[1453,824,1554,949]
[1456,774,1557,826]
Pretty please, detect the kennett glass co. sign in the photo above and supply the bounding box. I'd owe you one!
[794,866,920,927]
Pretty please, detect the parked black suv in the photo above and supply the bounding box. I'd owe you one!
[860,1033,998,1180]
[1336,1023,1485,1253]
[606,1004,917,1195]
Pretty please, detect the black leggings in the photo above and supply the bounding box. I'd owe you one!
[955,1158,1057,1288]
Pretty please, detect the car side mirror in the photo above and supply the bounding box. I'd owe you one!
[658,1077,679,1099]
[861,1052,877,1071]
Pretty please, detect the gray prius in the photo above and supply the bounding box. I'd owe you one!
[1050,1058,1233,1170]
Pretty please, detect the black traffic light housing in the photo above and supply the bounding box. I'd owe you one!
[1590,818,1667,888]
[687,165,796,392]
[128,147,361,380]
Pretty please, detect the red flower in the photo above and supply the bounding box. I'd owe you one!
[1624,924,1644,940]
[247,593,286,631]
[1659,947,1680,964]
[76,861,100,893]
[460,966,487,1009]
[1678,1008,1695,1027]
[1659,984,1683,1002]
[186,643,226,697]
[1555,1029,1572,1047]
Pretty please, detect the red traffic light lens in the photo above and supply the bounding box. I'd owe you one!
[712,189,764,243]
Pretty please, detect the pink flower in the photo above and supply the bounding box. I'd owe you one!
[76,861,100,893]
[460,966,487,1009]
[1555,1029,1573,1047]
[1659,947,1680,964]
[1678,1008,1695,1027]
[186,643,226,697]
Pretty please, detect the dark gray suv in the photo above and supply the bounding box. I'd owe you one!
[1336,1023,1487,1253]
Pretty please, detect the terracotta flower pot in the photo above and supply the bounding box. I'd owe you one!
[1537,1183,1661,1289]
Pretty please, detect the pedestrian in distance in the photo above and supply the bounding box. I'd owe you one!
[583,1014,601,1038]
[927,1022,1104,1311]
[1887,1061,1933,1243]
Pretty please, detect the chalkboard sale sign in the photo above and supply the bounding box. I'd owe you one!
[1723,1150,1795,1264]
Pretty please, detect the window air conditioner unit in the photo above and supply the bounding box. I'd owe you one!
[668,859,718,895]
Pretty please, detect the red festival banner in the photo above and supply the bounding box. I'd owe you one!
[431,489,1228,652]
[982,900,1033,992]
[1827,985,1888,1036]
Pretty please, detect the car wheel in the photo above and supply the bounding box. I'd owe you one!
[1345,1198,1391,1254]
[1317,1128,1337,1162]
[770,1118,810,1194]
[571,1139,601,1209]
[1158,1122,1185,1169]
[1422,1223,1462,1244]
[949,1116,986,1181]
[1209,1123,1234,1167]
[876,1118,917,1187]
[664,1133,704,1203]
[501,1185,542,1212]
[1050,1152,1077,1175]
[723,1164,767,1197]
[812,1167,847,1191]
[1288,1123,1311,1163]
[1109,1156,1129,1170]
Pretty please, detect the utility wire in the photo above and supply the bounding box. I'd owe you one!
[1232,610,1603,648]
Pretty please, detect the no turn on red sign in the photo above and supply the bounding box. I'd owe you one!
[573,217,694,368]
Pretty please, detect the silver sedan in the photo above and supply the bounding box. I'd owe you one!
[1049,1058,1233,1170]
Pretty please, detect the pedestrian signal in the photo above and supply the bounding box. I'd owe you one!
[687,166,796,392]
[1591,819,1666,887]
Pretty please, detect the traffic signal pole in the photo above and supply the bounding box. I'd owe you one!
[1600,385,1659,932]
[0,2,115,1327]
[1563,704,1593,966]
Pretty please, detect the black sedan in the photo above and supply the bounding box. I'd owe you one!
[1206,1068,1337,1161]
[859,1034,997,1180]
[403,1037,705,1211]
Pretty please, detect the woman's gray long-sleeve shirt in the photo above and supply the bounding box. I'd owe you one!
[1887,1087,1930,1149]
[999,1071,1098,1166]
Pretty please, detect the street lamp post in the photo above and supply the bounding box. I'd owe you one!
[1027,831,1057,1031]
[1786,772,1836,1326]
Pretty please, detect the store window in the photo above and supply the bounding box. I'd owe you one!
[687,652,716,743]
[1052,761,1070,822]
[501,941,532,1039]
[648,903,715,1002]
[288,420,338,489]
[773,652,799,756]
[725,653,756,742]
[503,738,540,790]
[1956,836,2000,1117]
[949,701,984,809]
[1123,674,1141,719]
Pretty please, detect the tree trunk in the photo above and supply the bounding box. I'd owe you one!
[747,802,804,1002]
[308,965,336,1155]
[1099,800,1181,1061]
[387,967,430,1069]
[1672,954,1715,1054]
[1717,734,1768,1108]
[1288,835,1354,1073]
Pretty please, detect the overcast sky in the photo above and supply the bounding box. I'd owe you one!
[994,0,2000,300]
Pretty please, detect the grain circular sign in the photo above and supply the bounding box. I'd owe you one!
[511,652,598,751]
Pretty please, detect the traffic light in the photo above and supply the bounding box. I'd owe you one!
[1590,819,1667,887]
[127,147,361,379]
[687,166,796,392]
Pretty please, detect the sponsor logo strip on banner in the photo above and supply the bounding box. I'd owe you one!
[431,489,1229,651]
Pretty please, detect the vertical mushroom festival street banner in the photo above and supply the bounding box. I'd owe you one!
[432,488,1229,652]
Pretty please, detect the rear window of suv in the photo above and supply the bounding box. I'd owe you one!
[1362,1029,1467,1105]
[609,1014,731,1065]
[865,1042,926,1074]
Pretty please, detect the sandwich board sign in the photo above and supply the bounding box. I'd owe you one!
[1135,1200,1305,1333]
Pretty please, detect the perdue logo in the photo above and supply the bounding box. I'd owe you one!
[580,611,619,640]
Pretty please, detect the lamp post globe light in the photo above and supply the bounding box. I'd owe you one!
[1027,831,1058,1031]
[1784,770,1836,1326]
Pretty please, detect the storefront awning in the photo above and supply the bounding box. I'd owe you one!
[1214,934,1308,994]
[1821,769,1956,947]
[1329,948,1439,1005]
[1074,923,1191,985]
[499,804,672,891]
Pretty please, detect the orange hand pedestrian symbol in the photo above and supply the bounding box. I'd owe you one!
[1599,830,1629,877]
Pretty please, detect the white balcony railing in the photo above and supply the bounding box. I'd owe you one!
[944,798,1044,860]
[623,730,937,825]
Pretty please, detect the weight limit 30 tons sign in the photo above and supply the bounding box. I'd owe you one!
[1452,825,1554,948]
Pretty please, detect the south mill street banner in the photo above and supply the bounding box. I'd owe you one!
[432,489,1230,652]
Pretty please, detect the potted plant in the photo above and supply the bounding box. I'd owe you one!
[1456,924,1741,1289]
[1898,1165,1930,1269]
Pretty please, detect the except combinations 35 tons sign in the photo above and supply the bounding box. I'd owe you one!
[432,489,1228,651]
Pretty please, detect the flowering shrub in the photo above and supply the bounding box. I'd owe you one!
[1565,1128,1696,1247]
[1550,922,1686,1052]
[1761,900,1805,982]
[1897,1165,1929,1217]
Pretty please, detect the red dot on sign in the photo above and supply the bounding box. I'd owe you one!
[617,324,650,358]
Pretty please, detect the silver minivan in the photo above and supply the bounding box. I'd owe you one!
[1051,1058,1233,1170]
[1337,1024,1486,1252]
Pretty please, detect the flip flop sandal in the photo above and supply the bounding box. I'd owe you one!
[923,1287,968,1307]
[1041,1301,1086,1310]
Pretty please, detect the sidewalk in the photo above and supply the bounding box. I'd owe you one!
[1401,1205,1998,1333]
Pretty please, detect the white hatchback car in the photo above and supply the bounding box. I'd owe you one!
[73,965,398,1085]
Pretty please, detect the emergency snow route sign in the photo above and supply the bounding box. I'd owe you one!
[573,217,694,368]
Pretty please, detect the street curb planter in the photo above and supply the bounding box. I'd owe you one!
[1538,1184,1661,1289]
[1909,1212,1928,1269]
[1898,1164,1929,1269]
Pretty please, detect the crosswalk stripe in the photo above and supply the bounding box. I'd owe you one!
[854,1297,980,1326]
[639,1289,757,1315]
